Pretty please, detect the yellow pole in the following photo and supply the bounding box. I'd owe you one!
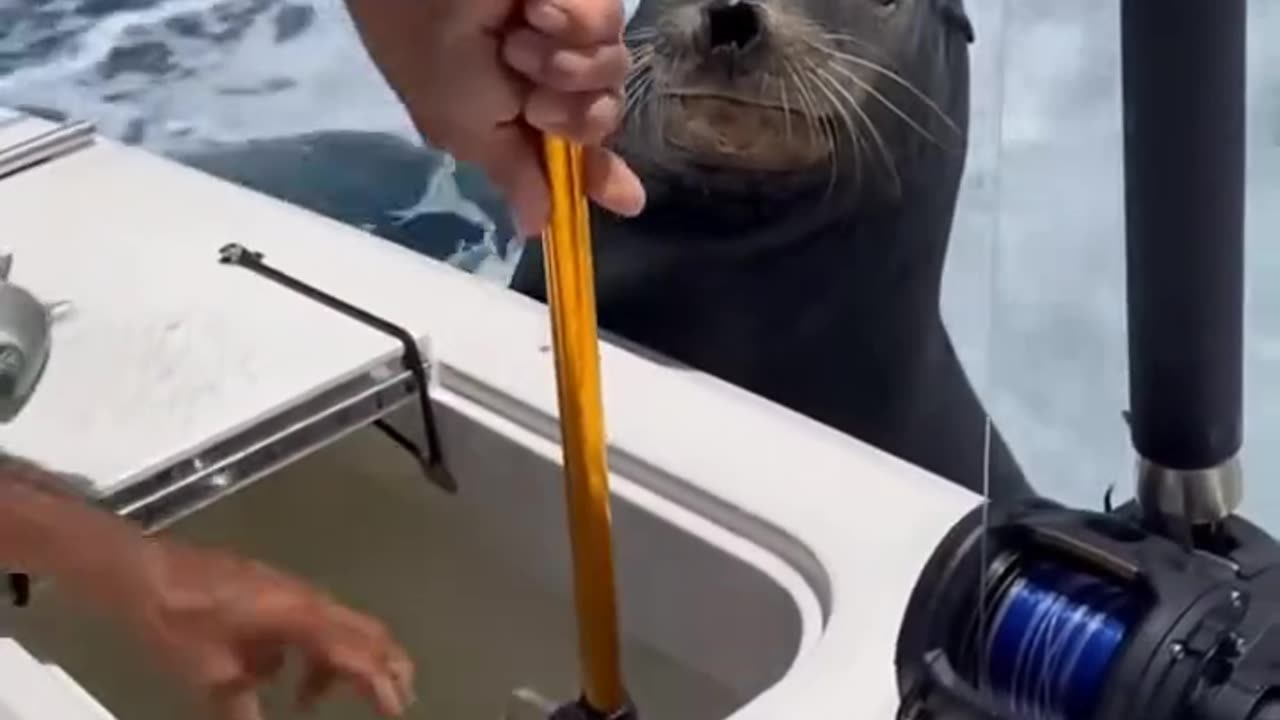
[540,135,626,714]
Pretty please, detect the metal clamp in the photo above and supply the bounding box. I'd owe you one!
[1136,455,1243,528]
[217,243,455,493]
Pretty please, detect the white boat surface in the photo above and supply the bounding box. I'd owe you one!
[0,109,982,719]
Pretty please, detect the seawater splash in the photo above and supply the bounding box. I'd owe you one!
[390,152,505,273]
[0,0,417,151]
[0,0,521,275]
[0,0,639,283]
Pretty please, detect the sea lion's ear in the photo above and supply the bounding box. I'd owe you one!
[938,0,975,44]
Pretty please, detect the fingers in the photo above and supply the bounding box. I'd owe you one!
[585,145,646,217]
[525,0,625,45]
[413,34,526,159]
[504,28,631,93]
[411,0,645,237]
[202,653,265,720]
[243,644,285,682]
[277,601,415,717]
[504,27,629,148]
[421,35,553,235]
[500,24,638,227]
[525,89,622,145]
[317,604,418,701]
[324,646,407,717]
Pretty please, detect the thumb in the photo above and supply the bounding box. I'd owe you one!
[585,146,645,217]
[525,0,625,45]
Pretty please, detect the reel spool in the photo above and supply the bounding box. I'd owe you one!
[895,499,1280,720]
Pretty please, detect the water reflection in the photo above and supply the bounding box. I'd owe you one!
[0,0,1277,525]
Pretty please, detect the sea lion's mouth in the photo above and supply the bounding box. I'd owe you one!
[660,93,831,172]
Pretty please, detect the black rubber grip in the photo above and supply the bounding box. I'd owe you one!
[1121,0,1247,469]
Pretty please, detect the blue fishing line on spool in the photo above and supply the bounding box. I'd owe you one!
[981,561,1141,720]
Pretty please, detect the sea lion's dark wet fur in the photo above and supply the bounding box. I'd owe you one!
[511,0,1033,499]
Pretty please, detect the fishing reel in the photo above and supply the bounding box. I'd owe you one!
[894,0,1258,717]
[894,497,1280,720]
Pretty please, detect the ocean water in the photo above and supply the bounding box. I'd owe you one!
[1,0,1279,525]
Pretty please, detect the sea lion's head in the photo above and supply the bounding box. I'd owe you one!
[616,0,974,199]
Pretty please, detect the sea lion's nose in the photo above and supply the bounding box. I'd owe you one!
[702,0,764,54]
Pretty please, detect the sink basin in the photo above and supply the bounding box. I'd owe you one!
[3,404,814,719]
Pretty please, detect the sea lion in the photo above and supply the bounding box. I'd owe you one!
[510,0,1034,500]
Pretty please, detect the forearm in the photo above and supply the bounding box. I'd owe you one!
[0,452,146,607]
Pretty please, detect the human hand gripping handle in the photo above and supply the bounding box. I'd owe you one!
[503,0,646,232]
[345,0,646,237]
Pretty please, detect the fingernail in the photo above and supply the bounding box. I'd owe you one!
[527,0,568,33]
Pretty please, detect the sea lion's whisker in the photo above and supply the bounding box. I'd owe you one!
[654,48,686,157]
[624,73,654,123]
[627,75,656,140]
[625,63,652,87]
[781,61,812,144]
[625,52,653,79]
[819,30,887,57]
[621,51,653,133]
[784,60,823,147]
[825,62,941,147]
[778,72,795,143]
[816,70,869,196]
[627,45,655,71]
[784,59,825,151]
[623,50,654,116]
[814,64,896,192]
[623,78,647,116]
[624,28,658,43]
[809,60,900,195]
[799,74,840,195]
[799,62,855,192]
[808,95,839,191]
[810,41,960,136]
[624,65,651,91]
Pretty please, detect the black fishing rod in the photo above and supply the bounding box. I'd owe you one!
[1123,0,1245,535]
[891,3,1280,720]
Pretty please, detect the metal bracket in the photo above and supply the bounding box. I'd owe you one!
[217,243,455,493]
[0,119,96,181]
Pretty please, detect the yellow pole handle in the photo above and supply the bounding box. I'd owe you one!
[540,135,626,714]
